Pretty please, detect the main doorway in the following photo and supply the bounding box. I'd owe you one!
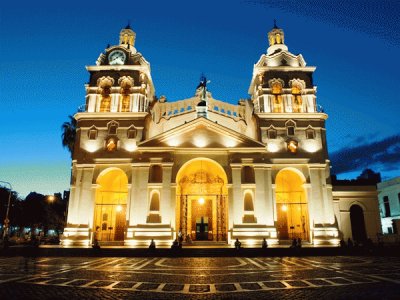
[176,158,228,242]
[94,168,127,242]
[275,169,310,241]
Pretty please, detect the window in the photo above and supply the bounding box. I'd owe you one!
[149,165,163,183]
[109,124,118,135]
[306,128,315,139]
[127,127,137,139]
[271,82,283,113]
[244,192,254,211]
[106,138,117,152]
[99,86,111,112]
[88,128,97,140]
[241,166,255,184]
[149,192,160,211]
[287,140,298,153]
[292,84,303,113]
[287,126,295,136]
[384,196,391,217]
[268,128,277,139]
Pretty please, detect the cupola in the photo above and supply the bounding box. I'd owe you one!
[119,23,136,48]
[267,21,288,55]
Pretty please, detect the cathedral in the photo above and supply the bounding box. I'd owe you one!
[62,24,381,247]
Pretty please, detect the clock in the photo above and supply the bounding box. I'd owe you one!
[108,50,126,65]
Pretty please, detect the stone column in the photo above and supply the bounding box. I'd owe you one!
[254,166,266,224]
[161,163,173,224]
[76,167,95,226]
[231,164,242,225]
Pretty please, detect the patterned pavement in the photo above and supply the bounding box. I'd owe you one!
[0,256,399,299]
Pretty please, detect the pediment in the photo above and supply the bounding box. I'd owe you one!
[138,117,265,149]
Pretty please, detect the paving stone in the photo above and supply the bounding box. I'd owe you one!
[215,283,236,291]
[240,282,261,290]
[46,278,73,285]
[306,279,333,286]
[137,283,160,290]
[262,281,286,288]
[68,279,92,286]
[88,280,115,287]
[112,281,137,289]
[189,284,210,293]
[285,280,309,287]
[162,284,184,291]
[327,277,353,284]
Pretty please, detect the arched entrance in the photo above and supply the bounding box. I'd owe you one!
[176,158,228,242]
[350,205,367,242]
[94,168,128,242]
[275,169,309,241]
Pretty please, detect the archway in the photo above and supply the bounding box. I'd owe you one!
[94,168,128,242]
[176,158,228,242]
[350,205,367,242]
[275,169,309,241]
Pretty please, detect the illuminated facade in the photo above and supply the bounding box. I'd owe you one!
[378,177,400,234]
[63,24,381,247]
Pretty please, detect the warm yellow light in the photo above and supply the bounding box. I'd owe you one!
[287,140,298,153]
[47,195,55,202]
[198,197,205,205]
[267,141,280,152]
[194,137,207,148]
[281,205,287,212]
[167,139,180,147]
[116,205,123,212]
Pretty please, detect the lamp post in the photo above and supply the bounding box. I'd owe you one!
[0,181,12,241]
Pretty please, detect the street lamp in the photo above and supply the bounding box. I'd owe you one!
[0,181,12,241]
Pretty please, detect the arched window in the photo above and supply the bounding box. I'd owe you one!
[244,192,254,211]
[241,166,255,184]
[272,82,283,113]
[149,192,160,211]
[127,126,137,139]
[119,76,134,112]
[108,122,118,135]
[149,165,163,183]
[100,86,111,112]
[88,127,98,140]
[292,84,303,113]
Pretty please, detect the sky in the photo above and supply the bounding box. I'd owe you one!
[0,0,399,198]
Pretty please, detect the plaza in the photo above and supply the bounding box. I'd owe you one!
[0,254,399,299]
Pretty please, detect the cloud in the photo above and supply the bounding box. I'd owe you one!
[330,134,400,174]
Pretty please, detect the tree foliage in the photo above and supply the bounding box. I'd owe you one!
[61,115,77,158]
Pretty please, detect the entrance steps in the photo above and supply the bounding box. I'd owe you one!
[183,241,228,247]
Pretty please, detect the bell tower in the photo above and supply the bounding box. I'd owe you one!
[248,22,339,245]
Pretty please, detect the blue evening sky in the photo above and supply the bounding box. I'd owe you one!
[0,0,399,197]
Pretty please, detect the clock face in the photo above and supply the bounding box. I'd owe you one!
[108,50,126,65]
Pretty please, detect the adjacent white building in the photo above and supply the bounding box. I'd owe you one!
[62,24,382,247]
[378,177,400,234]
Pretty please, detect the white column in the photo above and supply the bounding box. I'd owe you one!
[76,167,95,225]
[264,167,274,226]
[87,94,97,112]
[254,166,266,224]
[231,165,242,225]
[111,93,118,112]
[309,167,325,225]
[161,163,173,224]
[131,164,149,224]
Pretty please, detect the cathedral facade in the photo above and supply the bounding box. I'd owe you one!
[63,25,381,247]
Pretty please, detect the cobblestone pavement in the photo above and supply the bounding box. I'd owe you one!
[0,256,399,299]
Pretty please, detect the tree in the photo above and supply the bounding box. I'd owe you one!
[61,115,77,158]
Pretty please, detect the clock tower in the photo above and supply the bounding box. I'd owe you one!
[63,25,156,245]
